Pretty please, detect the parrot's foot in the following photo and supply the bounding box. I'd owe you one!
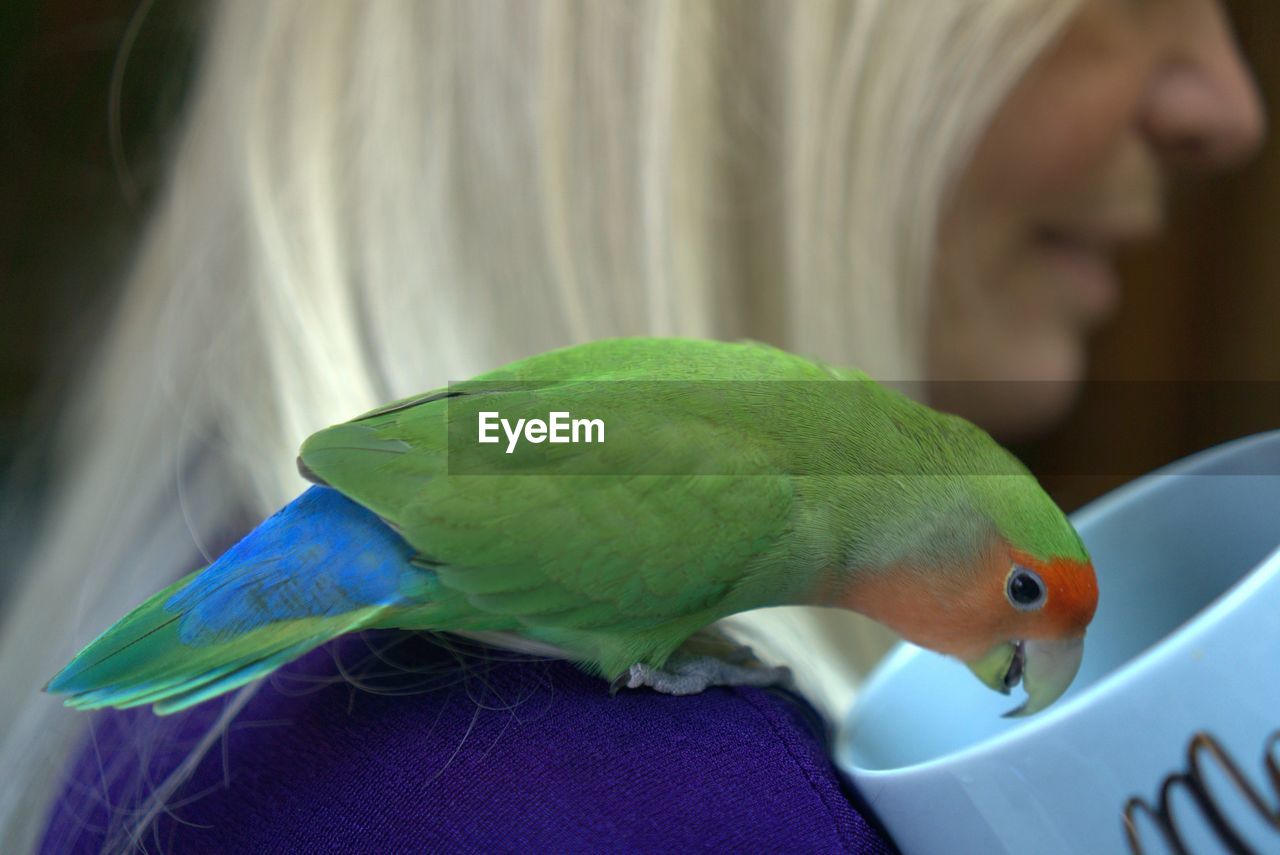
[609,652,793,696]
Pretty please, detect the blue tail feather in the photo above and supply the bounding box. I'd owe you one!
[48,486,428,713]
[166,485,419,644]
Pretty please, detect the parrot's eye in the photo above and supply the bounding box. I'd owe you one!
[1005,565,1046,611]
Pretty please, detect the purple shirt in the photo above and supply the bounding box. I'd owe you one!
[41,631,893,853]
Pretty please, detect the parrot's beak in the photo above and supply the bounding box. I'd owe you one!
[965,641,1021,695]
[965,637,1084,717]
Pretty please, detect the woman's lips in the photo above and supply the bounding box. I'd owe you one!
[1033,226,1122,320]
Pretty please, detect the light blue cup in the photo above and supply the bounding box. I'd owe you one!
[837,431,1280,854]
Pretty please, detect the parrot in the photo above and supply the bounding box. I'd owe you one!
[47,338,1097,718]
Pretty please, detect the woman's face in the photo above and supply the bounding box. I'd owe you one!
[930,0,1265,438]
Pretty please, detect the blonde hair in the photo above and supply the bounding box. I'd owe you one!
[0,1,1078,849]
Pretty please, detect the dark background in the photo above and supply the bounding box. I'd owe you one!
[0,0,201,571]
[2,1,1279,579]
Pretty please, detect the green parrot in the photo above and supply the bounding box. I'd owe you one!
[48,338,1097,717]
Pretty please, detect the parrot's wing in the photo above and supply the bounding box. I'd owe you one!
[299,381,797,630]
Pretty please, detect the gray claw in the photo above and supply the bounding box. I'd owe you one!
[612,655,793,696]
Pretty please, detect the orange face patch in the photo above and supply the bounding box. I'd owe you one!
[825,541,1098,661]
[1010,548,1097,638]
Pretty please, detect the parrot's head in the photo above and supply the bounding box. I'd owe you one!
[832,472,1098,717]
[954,544,1097,717]
[961,475,1097,716]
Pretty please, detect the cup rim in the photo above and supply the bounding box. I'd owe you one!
[839,430,1280,780]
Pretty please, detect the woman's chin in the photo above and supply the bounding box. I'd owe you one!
[926,336,1085,442]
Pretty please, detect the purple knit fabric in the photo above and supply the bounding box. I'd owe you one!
[41,632,893,853]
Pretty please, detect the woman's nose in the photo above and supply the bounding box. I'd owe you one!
[1140,6,1266,172]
